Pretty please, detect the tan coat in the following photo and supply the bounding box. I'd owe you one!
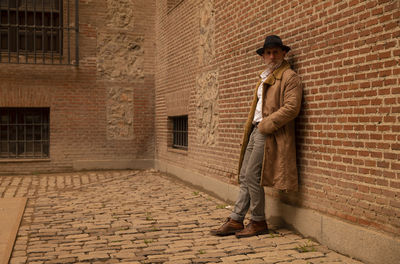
[238,60,302,191]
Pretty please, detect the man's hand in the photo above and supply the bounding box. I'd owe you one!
[257,118,276,135]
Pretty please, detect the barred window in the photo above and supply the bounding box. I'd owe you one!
[170,115,188,150]
[0,0,79,65]
[0,108,50,159]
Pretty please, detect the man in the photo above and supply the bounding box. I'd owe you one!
[211,35,302,238]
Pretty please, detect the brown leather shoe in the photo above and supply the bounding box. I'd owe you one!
[210,217,244,236]
[235,220,269,238]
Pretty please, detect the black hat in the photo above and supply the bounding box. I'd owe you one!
[256,35,291,56]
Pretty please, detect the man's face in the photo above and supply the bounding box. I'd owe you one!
[262,47,286,68]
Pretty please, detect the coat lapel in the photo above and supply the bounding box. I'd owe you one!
[263,60,290,86]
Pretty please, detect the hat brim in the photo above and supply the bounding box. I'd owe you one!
[256,45,290,56]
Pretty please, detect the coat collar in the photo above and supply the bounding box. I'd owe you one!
[262,60,290,86]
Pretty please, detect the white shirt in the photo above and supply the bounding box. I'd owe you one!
[252,68,272,124]
[252,62,283,124]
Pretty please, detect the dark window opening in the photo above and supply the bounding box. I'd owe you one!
[171,115,188,150]
[0,107,50,159]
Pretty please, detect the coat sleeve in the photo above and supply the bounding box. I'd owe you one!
[258,73,302,134]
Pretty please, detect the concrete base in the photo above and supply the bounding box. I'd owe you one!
[73,159,154,171]
[0,198,27,264]
[155,159,400,264]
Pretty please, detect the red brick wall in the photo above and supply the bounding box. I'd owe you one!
[155,0,400,236]
[0,0,156,174]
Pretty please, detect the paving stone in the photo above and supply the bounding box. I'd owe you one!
[200,252,227,258]
[9,257,27,264]
[44,258,76,264]
[65,234,88,239]
[292,251,325,259]
[26,247,55,254]
[11,250,26,257]
[236,259,265,264]
[221,254,249,262]
[192,258,222,263]
[4,170,364,264]
[77,253,110,261]
[164,260,191,264]
[262,256,296,263]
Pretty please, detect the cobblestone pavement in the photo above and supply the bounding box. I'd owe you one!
[1,170,364,264]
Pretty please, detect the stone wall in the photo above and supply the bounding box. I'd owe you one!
[198,0,215,67]
[96,0,147,141]
[196,0,219,146]
[97,33,144,81]
[195,70,218,145]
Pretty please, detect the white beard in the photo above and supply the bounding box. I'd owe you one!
[266,59,283,72]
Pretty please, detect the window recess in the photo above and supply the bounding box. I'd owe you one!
[0,107,50,159]
[0,0,79,65]
[169,115,188,150]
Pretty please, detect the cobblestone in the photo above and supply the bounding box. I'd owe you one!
[2,170,364,263]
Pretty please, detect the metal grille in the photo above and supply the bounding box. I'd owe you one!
[0,0,79,65]
[0,108,50,159]
[172,115,188,150]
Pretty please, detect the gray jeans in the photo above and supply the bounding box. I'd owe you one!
[230,126,266,222]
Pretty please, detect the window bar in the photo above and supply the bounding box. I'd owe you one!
[47,108,49,157]
[34,0,36,63]
[7,110,10,158]
[180,118,183,147]
[29,111,32,158]
[40,109,43,157]
[182,119,184,147]
[32,112,35,158]
[58,0,61,63]
[7,0,10,62]
[180,118,182,147]
[184,118,186,147]
[30,111,33,158]
[16,0,19,63]
[25,0,28,63]
[32,112,35,157]
[179,120,181,147]
[172,127,175,147]
[172,120,174,147]
[67,0,70,64]
[50,0,53,64]
[179,119,182,147]
[184,119,187,147]
[42,0,44,63]
[12,110,15,158]
[0,2,2,62]
[36,111,39,157]
[13,110,16,158]
[184,118,187,147]
[174,119,176,147]
[75,0,78,65]
[175,119,177,147]
[183,118,185,147]
[177,119,179,147]
[23,109,26,158]
[178,120,180,147]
